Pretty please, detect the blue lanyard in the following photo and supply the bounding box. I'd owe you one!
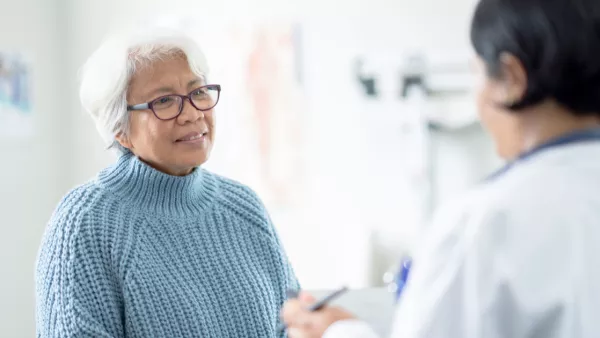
[394,127,600,303]
[486,127,600,182]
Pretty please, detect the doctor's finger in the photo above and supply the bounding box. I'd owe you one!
[298,291,316,305]
[281,299,309,326]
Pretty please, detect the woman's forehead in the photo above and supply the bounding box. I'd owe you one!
[128,58,205,101]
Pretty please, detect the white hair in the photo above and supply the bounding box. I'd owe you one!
[79,25,210,152]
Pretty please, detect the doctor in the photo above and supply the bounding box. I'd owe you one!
[281,0,600,337]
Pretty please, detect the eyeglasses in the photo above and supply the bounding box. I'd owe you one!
[127,84,221,120]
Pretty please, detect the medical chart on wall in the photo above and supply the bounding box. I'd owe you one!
[0,51,33,139]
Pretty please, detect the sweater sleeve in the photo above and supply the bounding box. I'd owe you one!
[35,187,125,338]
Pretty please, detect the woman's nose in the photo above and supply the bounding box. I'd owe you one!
[178,99,205,123]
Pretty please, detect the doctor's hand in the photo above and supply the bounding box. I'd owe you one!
[281,291,356,338]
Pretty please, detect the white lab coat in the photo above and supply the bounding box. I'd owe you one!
[324,141,600,338]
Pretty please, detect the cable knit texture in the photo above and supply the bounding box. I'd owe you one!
[35,153,299,337]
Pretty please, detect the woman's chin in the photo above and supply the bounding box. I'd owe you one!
[173,144,211,162]
[178,152,210,169]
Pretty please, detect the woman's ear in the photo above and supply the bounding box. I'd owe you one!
[498,52,528,105]
[115,133,133,150]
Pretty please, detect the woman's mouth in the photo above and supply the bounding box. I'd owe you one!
[176,131,208,143]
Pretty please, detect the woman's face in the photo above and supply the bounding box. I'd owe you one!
[473,56,524,160]
[120,55,215,176]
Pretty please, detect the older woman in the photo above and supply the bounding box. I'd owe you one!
[36,26,299,337]
[283,0,600,337]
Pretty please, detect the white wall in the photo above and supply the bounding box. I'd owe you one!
[0,0,67,336]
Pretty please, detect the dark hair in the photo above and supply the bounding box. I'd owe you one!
[470,0,600,115]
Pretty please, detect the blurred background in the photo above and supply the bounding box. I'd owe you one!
[0,0,502,335]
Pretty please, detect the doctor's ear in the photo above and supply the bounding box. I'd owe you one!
[496,52,528,106]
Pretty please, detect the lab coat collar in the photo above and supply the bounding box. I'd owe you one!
[486,126,600,182]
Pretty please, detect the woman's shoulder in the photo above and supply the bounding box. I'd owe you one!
[52,180,104,219]
[41,178,136,267]
[40,182,105,263]
[207,171,265,209]
[205,171,274,233]
[38,179,134,296]
[48,178,123,234]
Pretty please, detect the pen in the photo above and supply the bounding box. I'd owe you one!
[306,286,348,311]
[278,286,349,333]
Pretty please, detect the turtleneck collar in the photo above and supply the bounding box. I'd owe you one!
[97,152,218,217]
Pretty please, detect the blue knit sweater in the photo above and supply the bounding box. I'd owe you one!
[35,153,299,337]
